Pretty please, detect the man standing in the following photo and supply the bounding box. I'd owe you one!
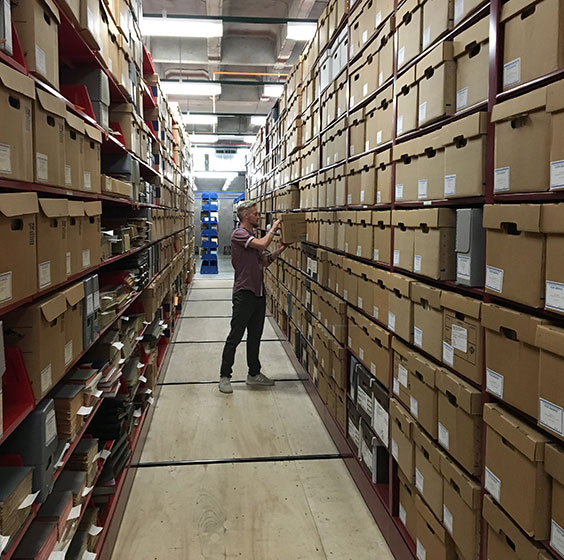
[219,200,287,394]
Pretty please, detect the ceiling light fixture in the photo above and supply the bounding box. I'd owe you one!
[263,84,284,98]
[243,136,256,144]
[162,81,222,97]
[184,114,219,125]
[189,135,219,144]
[287,22,317,41]
[250,116,267,126]
[141,17,223,38]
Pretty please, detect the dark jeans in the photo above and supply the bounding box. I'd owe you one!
[220,290,266,379]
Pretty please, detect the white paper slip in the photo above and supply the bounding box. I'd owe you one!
[414,327,423,348]
[546,281,564,312]
[486,266,504,293]
[539,399,564,436]
[451,325,468,353]
[139,375,148,383]
[133,409,142,418]
[438,422,450,450]
[89,525,103,537]
[398,364,408,387]
[391,439,399,460]
[410,396,419,418]
[456,87,469,110]
[148,397,155,405]
[136,336,144,341]
[136,362,144,369]
[100,449,111,460]
[399,504,407,526]
[486,369,504,398]
[82,486,94,497]
[18,491,40,510]
[550,160,564,190]
[416,539,426,560]
[77,406,94,416]
[0,535,11,554]
[55,443,71,468]
[503,58,521,87]
[485,467,501,502]
[68,504,82,521]
[393,378,400,396]
[551,520,564,557]
[415,469,424,493]
[119,358,126,365]
[443,341,454,367]
[82,551,97,560]
[49,552,67,560]
[494,167,510,191]
[112,341,124,350]
[443,505,453,534]
[457,254,471,281]
[145,389,153,394]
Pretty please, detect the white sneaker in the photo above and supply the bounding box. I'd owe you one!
[246,373,275,386]
[219,377,233,394]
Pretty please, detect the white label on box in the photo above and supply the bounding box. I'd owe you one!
[89,525,103,537]
[371,362,377,376]
[366,140,371,152]
[357,245,363,258]
[486,266,504,293]
[0,144,11,173]
[350,145,356,156]
[454,0,464,21]
[82,249,91,268]
[140,375,148,383]
[349,422,361,448]
[410,396,419,418]
[363,83,369,97]
[416,539,426,560]
[358,296,363,308]
[377,192,382,204]
[444,174,456,196]
[485,467,501,501]
[443,341,454,366]
[414,327,423,348]
[415,468,424,493]
[360,190,365,203]
[36,153,49,182]
[443,505,453,534]
[332,326,336,336]
[35,45,47,76]
[347,194,353,204]
[393,378,400,396]
[418,102,427,125]
[77,406,94,416]
[374,401,389,447]
[393,249,400,266]
[503,58,521,87]
[398,364,408,387]
[550,160,564,189]
[539,398,564,435]
[344,289,348,299]
[457,254,471,281]
[388,311,396,331]
[327,156,331,166]
[18,491,39,510]
[65,165,72,186]
[546,281,564,312]
[392,439,399,460]
[40,364,52,395]
[551,520,564,557]
[418,179,428,199]
[456,87,469,110]
[486,368,504,398]
[414,255,422,273]
[398,46,406,67]
[494,167,510,191]
[39,261,51,289]
[373,306,379,319]
[66,252,71,276]
[64,340,73,366]
[362,441,374,472]
[100,449,111,460]
[438,422,450,449]
[362,30,369,43]
[86,294,94,316]
[397,504,407,528]
[423,26,431,49]
[377,130,383,145]
[397,115,404,135]
[45,409,57,446]
[84,171,92,190]
[374,249,380,261]
[0,271,12,303]
[451,325,468,353]
[68,504,82,521]
[376,11,383,25]
[348,336,352,347]
[359,347,365,361]
[395,183,404,200]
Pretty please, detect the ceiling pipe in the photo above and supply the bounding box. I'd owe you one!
[143,13,317,24]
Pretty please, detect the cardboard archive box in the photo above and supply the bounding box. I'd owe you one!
[421,0,454,50]
[396,0,422,70]
[416,129,445,200]
[82,201,102,269]
[547,80,564,191]
[415,495,457,560]
[399,471,417,540]
[456,207,485,287]
[387,273,413,342]
[0,63,35,183]
[376,19,395,87]
[483,204,544,308]
[483,403,551,540]
[372,210,392,263]
[349,0,378,60]
[355,212,373,258]
[482,303,544,419]
[348,40,379,110]
[396,68,418,137]
[364,85,394,152]
[392,338,412,408]
[63,111,85,191]
[66,200,84,277]
[83,123,102,193]
[394,142,419,204]
[376,149,393,204]
[349,109,366,159]
[391,398,416,482]
[0,193,39,310]
[544,444,564,558]
[412,282,443,360]
[61,282,84,367]
[347,154,376,205]
[542,203,564,315]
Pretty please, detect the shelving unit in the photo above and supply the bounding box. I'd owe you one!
[200,192,219,274]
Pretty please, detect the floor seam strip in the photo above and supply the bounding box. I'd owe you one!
[172,339,284,344]
[157,378,302,386]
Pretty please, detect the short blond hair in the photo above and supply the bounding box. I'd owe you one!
[236,199,256,221]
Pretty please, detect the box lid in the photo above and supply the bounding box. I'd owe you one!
[411,282,442,309]
[413,426,443,471]
[410,352,441,389]
[39,293,67,322]
[544,444,564,486]
[67,201,85,218]
[436,369,482,414]
[491,86,547,122]
[540,203,564,233]
[417,129,444,155]
[356,211,372,226]
[535,323,564,358]
[391,398,414,437]
[0,192,39,217]
[36,89,67,119]
[547,80,564,113]
[62,282,85,307]
[483,403,550,462]
[84,123,103,143]
[371,210,392,226]
[348,153,375,174]
[38,198,70,218]
[453,16,489,58]
[441,454,481,510]
[415,495,447,544]
[501,0,541,23]
[392,336,411,357]
[366,85,393,114]
[387,272,412,297]
[442,112,488,145]
[482,303,543,346]
[391,209,417,227]
[440,290,481,319]
[65,111,86,134]
[396,66,417,93]
[42,0,61,23]
[376,148,392,167]
[393,138,419,161]
[397,0,420,22]
[0,63,36,99]
[84,201,103,217]
[416,41,454,80]
[483,203,542,233]
[414,208,456,228]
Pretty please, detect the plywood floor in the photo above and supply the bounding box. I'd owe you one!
[109,276,395,560]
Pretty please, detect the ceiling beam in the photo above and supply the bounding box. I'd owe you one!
[162,79,285,86]
[143,14,318,24]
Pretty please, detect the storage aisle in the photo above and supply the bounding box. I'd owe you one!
[109,267,395,559]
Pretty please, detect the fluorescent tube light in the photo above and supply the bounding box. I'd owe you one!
[250,116,267,126]
[190,135,219,144]
[184,114,219,125]
[141,17,223,38]
[243,136,256,144]
[287,22,317,41]
[263,84,284,98]
[195,172,238,180]
[162,82,222,97]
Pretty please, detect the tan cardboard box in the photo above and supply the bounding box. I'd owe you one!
[64,111,85,192]
[342,259,359,304]
[12,0,60,89]
[396,0,422,69]
[416,41,456,127]
[83,201,102,268]
[436,368,482,476]
[483,204,544,307]
[347,153,376,206]
[535,324,564,441]
[484,495,552,560]
[33,90,66,187]
[541,204,564,314]
[355,263,374,313]
[454,0,486,24]
[334,72,348,121]
[336,165,348,207]
[83,123,102,193]
[441,290,482,384]
[365,85,394,152]
[326,252,344,294]
[414,428,446,520]
[61,282,84,367]
[547,81,564,190]
[0,64,35,183]
[101,175,133,198]
[348,109,366,158]
[4,292,67,400]
[66,200,84,277]
[349,40,379,109]
[367,267,390,324]
[392,337,412,407]
[392,210,415,271]
[483,303,543,419]
[399,471,418,540]
[492,86,550,193]
[376,149,393,204]
[394,139,420,202]
[416,129,445,200]
[501,0,564,90]
[0,193,39,310]
[453,17,489,112]
[413,208,456,280]
[37,198,68,292]
[409,350,441,438]
[355,212,373,258]
[412,282,443,360]
[421,0,453,50]
[280,212,307,245]
[442,112,488,198]
[415,495,457,560]
[387,273,413,342]
[391,398,416,482]
[372,210,392,263]
[110,103,141,155]
[396,68,418,137]
[349,0,377,59]
[483,403,551,540]
[545,444,564,558]
[441,454,481,560]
